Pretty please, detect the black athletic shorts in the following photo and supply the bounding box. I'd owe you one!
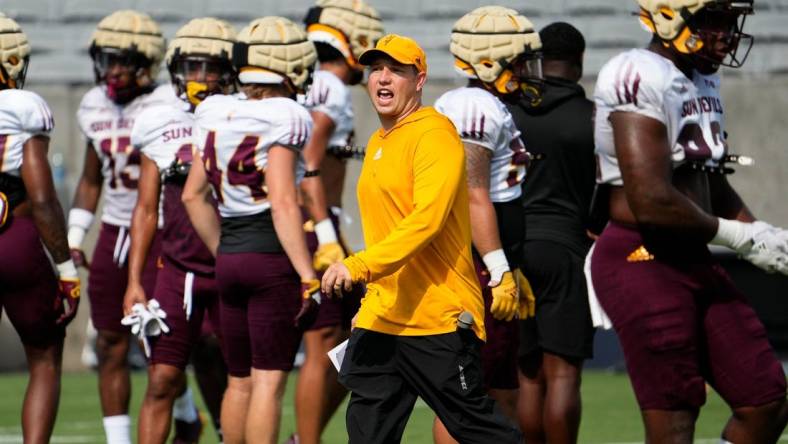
[339,328,520,444]
[519,240,595,360]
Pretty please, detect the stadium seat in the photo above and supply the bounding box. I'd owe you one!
[747,14,788,43]
[419,1,484,19]
[766,0,788,11]
[563,0,621,16]
[0,0,61,22]
[384,19,454,50]
[373,0,423,19]
[203,0,273,22]
[496,0,560,17]
[582,16,647,49]
[61,0,134,22]
[135,0,202,23]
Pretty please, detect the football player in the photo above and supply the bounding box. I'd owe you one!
[123,17,237,444]
[294,1,382,442]
[433,6,541,442]
[0,13,80,444]
[66,10,170,444]
[591,0,788,441]
[182,16,320,444]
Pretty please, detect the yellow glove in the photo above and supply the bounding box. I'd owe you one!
[312,218,346,272]
[295,279,321,330]
[514,269,536,320]
[490,271,518,322]
[313,242,346,272]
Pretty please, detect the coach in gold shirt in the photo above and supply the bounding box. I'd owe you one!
[321,34,519,444]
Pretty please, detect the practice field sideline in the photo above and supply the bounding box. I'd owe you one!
[0,371,785,443]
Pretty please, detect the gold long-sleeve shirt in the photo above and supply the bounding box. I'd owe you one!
[342,106,485,341]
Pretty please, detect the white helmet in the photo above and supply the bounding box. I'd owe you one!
[450,6,542,96]
[637,0,753,66]
[166,18,237,106]
[304,0,383,71]
[0,13,30,89]
[233,16,317,94]
[89,10,165,81]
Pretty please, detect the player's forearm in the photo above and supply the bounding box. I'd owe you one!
[31,199,70,263]
[271,199,316,281]
[709,175,755,223]
[468,187,503,256]
[301,176,329,223]
[71,176,102,213]
[183,192,220,256]
[625,180,719,241]
[127,205,158,286]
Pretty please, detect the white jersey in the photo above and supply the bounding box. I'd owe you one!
[301,70,354,148]
[132,100,195,174]
[194,93,312,218]
[0,89,54,176]
[77,83,175,226]
[435,87,527,203]
[594,49,727,185]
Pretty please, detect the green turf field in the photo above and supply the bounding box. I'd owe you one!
[0,370,785,443]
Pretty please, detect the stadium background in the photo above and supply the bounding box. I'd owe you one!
[0,0,787,440]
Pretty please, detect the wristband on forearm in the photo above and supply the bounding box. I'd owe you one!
[711,218,750,251]
[314,218,338,245]
[56,259,78,278]
[67,208,94,249]
[482,249,510,284]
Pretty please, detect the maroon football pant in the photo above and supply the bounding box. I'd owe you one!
[88,223,161,332]
[591,222,786,410]
[0,216,63,346]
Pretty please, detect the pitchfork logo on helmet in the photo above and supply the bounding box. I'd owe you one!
[637,0,754,68]
[0,13,30,90]
[89,10,165,102]
[304,0,384,72]
[165,18,237,108]
[232,16,317,95]
[450,6,543,102]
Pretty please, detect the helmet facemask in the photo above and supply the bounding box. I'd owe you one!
[90,46,155,104]
[510,50,544,105]
[685,3,753,71]
[170,56,235,108]
[0,55,28,90]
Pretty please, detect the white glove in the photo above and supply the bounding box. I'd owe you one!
[120,300,170,357]
[712,219,788,275]
[144,299,170,336]
[121,303,152,357]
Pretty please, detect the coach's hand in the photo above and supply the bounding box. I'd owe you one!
[514,269,536,320]
[322,262,353,297]
[313,242,346,272]
[295,279,321,330]
[490,271,518,322]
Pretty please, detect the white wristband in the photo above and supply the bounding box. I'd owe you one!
[67,226,87,249]
[67,208,94,249]
[482,248,510,285]
[314,218,338,245]
[56,260,78,278]
[711,218,750,251]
